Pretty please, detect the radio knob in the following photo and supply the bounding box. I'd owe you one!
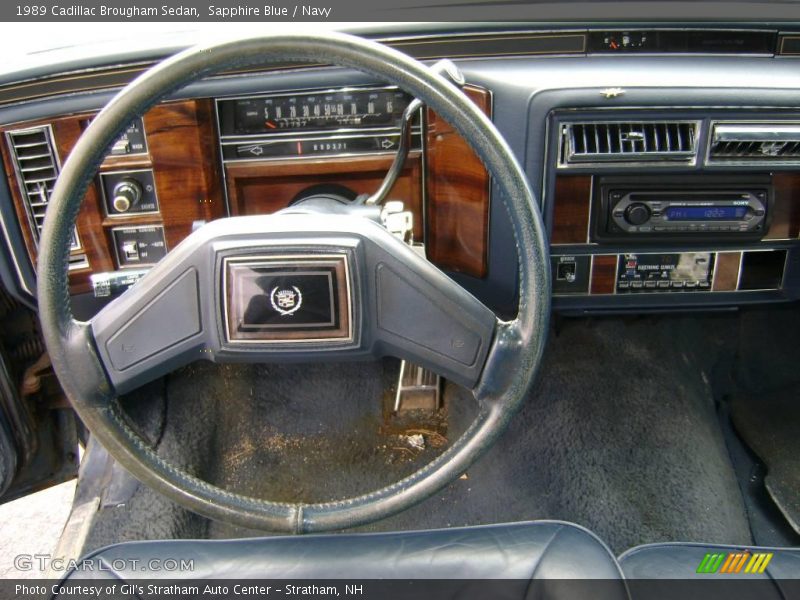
[112,179,142,213]
[624,203,651,226]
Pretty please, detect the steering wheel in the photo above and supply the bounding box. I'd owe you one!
[37,32,550,533]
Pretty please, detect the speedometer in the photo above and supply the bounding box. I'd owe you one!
[218,88,413,136]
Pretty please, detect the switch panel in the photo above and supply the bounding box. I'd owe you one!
[551,255,591,295]
[109,117,148,156]
[112,226,167,268]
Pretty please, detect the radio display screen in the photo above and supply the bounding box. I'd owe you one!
[664,206,748,221]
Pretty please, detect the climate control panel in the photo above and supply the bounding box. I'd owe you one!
[617,252,713,291]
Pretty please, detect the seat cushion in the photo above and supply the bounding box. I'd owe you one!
[619,542,800,600]
[619,542,800,579]
[54,521,626,599]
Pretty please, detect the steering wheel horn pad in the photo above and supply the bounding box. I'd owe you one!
[37,32,551,532]
[91,214,496,394]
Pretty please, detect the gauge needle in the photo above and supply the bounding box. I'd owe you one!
[265,121,277,129]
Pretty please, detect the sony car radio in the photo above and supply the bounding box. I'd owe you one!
[594,176,772,242]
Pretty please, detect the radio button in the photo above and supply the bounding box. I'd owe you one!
[671,281,685,289]
[645,281,657,289]
[624,203,651,226]
[631,281,644,289]
[658,281,671,288]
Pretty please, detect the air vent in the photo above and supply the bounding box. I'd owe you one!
[560,121,699,167]
[708,123,800,164]
[6,126,82,256]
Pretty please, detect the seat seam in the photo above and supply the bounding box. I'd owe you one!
[528,524,563,581]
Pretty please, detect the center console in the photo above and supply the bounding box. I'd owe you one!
[546,112,800,311]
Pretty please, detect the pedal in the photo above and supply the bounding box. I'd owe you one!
[394,360,441,412]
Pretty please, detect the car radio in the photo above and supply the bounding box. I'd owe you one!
[595,176,771,242]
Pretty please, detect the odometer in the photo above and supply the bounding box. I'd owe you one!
[219,88,413,136]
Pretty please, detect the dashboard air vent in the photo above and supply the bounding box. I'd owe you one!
[708,123,800,164]
[560,121,699,167]
[6,126,81,254]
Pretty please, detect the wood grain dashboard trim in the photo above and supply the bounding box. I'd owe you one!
[1,86,494,294]
[551,173,800,246]
[0,98,225,294]
[425,84,492,278]
[224,153,424,243]
[551,175,592,245]
[589,255,618,295]
[712,251,742,292]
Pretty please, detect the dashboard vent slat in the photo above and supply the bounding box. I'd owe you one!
[560,120,698,167]
[6,126,81,254]
[708,123,800,164]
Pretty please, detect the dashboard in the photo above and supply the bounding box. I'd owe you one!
[0,25,799,318]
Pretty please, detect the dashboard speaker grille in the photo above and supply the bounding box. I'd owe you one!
[6,126,84,262]
[560,121,698,167]
[708,123,800,164]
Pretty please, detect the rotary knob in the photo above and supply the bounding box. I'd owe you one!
[624,203,651,226]
[112,179,142,213]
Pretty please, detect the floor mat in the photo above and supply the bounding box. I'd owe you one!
[729,305,800,535]
[350,316,752,553]
[83,379,211,550]
[198,316,751,553]
[82,315,756,554]
[732,388,800,534]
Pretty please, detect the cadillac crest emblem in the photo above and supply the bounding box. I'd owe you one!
[270,285,302,316]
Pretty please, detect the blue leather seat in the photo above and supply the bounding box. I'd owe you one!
[54,521,628,599]
[619,542,800,600]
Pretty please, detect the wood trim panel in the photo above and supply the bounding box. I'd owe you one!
[425,85,491,278]
[590,255,618,295]
[551,175,592,245]
[54,118,116,293]
[765,172,800,241]
[712,251,742,292]
[1,88,493,293]
[0,114,111,294]
[553,172,800,245]
[224,154,423,240]
[139,100,226,250]
[0,99,225,294]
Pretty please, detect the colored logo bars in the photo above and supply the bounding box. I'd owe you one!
[696,551,773,574]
